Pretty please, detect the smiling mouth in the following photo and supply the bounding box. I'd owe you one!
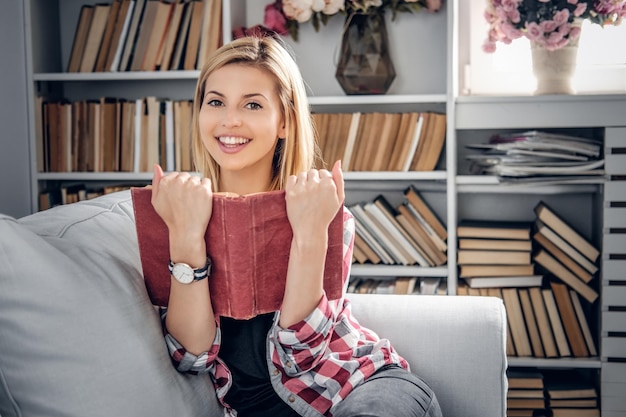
[218,136,251,146]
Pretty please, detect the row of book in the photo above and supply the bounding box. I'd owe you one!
[456,201,600,358]
[465,130,604,185]
[350,186,448,267]
[68,0,221,73]
[348,277,446,295]
[36,96,194,174]
[314,111,447,172]
[38,183,138,211]
[507,369,599,417]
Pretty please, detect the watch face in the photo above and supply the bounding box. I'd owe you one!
[172,263,194,284]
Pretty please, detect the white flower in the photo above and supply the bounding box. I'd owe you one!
[283,0,315,23]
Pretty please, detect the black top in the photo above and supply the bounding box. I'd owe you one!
[220,313,300,417]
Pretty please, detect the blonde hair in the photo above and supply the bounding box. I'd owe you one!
[191,36,319,192]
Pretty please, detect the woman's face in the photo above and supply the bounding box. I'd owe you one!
[198,63,286,184]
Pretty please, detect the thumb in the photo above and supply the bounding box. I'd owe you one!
[332,160,345,204]
[152,164,164,199]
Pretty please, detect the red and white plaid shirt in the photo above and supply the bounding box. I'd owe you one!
[162,208,409,417]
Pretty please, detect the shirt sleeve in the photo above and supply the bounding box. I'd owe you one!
[159,307,221,374]
[270,208,355,375]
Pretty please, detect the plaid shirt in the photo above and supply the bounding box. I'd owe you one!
[162,208,409,417]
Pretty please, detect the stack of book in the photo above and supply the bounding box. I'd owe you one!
[347,277,445,295]
[506,369,547,417]
[67,0,222,73]
[457,219,540,290]
[456,220,540,356]
[544,370,599,417]
[464,130,604,185]
[350,185,447,267]
[313,111,446,172]
[531,201,599,358]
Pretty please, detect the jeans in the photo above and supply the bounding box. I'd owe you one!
[331,365,443,417]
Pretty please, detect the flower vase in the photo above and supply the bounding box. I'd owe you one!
[530,22,582,95]
[335,12,396,95]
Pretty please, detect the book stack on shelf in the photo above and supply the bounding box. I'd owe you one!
[464,130,604,185]
[456,201,599,360]
[544,370,600,417]
[532,201,599,359]
[38,183,142,211]
[456,219,539,290]
[349,185,447,267]
[36,96,194,174]
[313,111,446,172]
[67,0,222,73]
[347,276,445,295]
[506,369,547,417]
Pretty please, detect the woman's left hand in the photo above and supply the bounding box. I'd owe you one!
[284,160,344,241]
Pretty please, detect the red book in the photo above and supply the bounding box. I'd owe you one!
[131,187,344,319]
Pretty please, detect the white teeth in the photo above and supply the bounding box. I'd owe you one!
[219,136,250,145]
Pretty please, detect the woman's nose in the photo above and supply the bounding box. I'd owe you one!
[221,107,242,127]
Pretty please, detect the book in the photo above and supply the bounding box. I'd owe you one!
[404,185,447,242]
[542,288,572,357]
[108,0,135,71]
[518,288,545,357]
[528,287,559,358]
[551,409,599,417]
[457,249,531,265]
[457,220,531,240]
[370,195,432,266]
[502,288,533,356]
[507,389,545,399]
[569,289,597,356]
[119,0,147,71]
[94,0,123,72]
[131,188,344,319]
[534,249,599,303]
[79,3,111,72]
[459,264,534,277]
[458,238,531,251]
[550,281,589,357]
[532,230,593,283]
[67,5,95,72]
[549,398,597,407]
[507,370,544,389]
[534,201,600,262]
[462,275,542,289]
[534,220,598,275]
[415,112,446,171]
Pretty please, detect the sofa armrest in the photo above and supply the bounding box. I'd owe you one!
[348,293,508,417]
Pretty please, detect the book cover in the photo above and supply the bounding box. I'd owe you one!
[131,187,345,319]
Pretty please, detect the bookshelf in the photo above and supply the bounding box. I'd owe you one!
[19,0,626,415]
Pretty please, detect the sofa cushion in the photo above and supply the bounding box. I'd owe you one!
[0,191,221,417]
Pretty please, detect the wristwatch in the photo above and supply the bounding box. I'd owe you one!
[168,257,211,284]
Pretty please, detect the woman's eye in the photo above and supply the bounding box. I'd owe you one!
[246,102,262,110]
[207,99,223,107]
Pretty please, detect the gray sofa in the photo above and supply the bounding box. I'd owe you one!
[0,190,508,417]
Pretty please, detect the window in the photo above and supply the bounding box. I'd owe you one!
[464,0,626,96]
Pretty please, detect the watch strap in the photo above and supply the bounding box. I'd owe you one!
[168,257,211,281]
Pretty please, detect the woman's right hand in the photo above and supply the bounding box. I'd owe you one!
[151,164,213,264]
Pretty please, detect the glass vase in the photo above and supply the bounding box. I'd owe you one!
[335,12,396,95]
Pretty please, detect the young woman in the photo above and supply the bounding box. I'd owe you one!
[150,35,442,417]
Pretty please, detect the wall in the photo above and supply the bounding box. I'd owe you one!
[0,0,31,218]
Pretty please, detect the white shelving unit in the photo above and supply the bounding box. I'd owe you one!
[21,1,626,414]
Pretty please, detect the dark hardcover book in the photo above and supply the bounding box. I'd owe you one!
[131,187,344,319]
